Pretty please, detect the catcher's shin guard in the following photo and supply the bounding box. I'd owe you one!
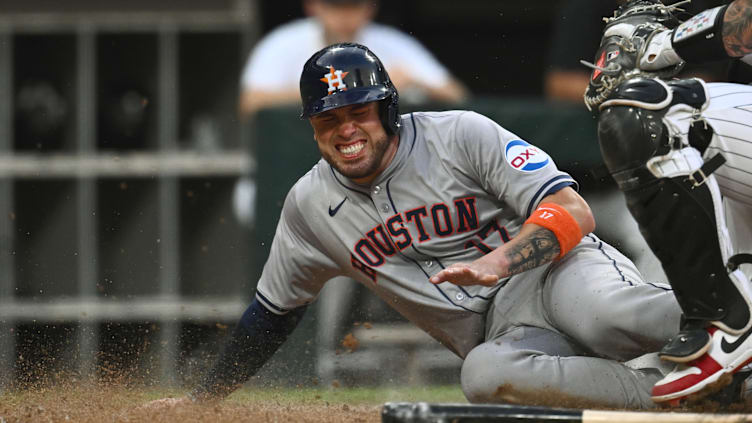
[597,79,752,361]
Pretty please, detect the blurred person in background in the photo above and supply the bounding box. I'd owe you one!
[238,0,468,119]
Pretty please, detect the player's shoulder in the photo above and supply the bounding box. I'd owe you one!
[410,109,493,120]
[285,159,340,211]
[403,110,497,152]
[405,110,520,156]
[408,109,476,122]
[407,110,500,133]
[288,159,326,195]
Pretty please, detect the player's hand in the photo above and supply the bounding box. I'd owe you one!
[639,29,682,71]
[429,261,501,287]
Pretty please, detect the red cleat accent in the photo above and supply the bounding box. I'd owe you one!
[652,326,752,405]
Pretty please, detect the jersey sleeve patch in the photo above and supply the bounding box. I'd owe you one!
[504,139,550,172]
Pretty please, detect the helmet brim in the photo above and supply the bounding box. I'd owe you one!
[301,85,391,118]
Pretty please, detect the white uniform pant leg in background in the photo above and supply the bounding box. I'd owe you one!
[461,235,682,409]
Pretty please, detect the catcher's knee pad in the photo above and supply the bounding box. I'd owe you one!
[598,77,752,336]
[597,78,672,178]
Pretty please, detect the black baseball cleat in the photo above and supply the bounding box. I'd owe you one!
[658,327,711,363]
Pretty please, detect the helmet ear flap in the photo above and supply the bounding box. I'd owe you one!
[380,88,400,136]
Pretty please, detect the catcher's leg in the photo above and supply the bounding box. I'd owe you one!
[598,77,752,405]
[597,77,752,361]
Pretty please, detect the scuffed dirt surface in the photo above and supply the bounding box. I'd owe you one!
[5,382,750,422]
[0,386,380,423]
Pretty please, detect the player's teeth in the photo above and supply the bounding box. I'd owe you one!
[340,142,365,155]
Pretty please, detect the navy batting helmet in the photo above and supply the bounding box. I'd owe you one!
[300,43,400,135]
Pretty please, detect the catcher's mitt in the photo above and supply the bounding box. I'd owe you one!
[583,0,687,112]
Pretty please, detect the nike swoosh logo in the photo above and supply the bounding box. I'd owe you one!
[328,197,348,217]
[721,326,752,353]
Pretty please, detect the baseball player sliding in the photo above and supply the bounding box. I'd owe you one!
[584,0,752,406]
[146,42,746,410]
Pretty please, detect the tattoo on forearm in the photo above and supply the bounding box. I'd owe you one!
[723,0,752,57]
[505,228,560,276]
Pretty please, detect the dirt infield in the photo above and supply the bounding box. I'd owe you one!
[3,383,751,422]
[0,382,468,423]
[0,385,382,423]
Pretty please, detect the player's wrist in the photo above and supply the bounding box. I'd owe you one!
[524,203,582,259]
[478,253,509,285]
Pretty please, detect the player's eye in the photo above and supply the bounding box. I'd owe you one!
[314,115,336,124]
[352,107,369,116]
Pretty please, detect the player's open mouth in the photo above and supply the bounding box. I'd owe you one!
[337,140,366,158]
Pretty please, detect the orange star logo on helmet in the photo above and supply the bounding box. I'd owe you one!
[320,66,349,94]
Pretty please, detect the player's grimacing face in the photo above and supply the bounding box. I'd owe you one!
[310,102,398,185]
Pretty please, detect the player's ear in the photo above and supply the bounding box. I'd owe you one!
[308,121,321,142]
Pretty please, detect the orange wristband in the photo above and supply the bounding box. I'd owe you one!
[524,202,582,258]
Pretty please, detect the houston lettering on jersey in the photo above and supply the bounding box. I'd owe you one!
[350,197,497,283]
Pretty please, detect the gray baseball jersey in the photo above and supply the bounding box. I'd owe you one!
[256,110,686,408]
[257,110,576,357]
